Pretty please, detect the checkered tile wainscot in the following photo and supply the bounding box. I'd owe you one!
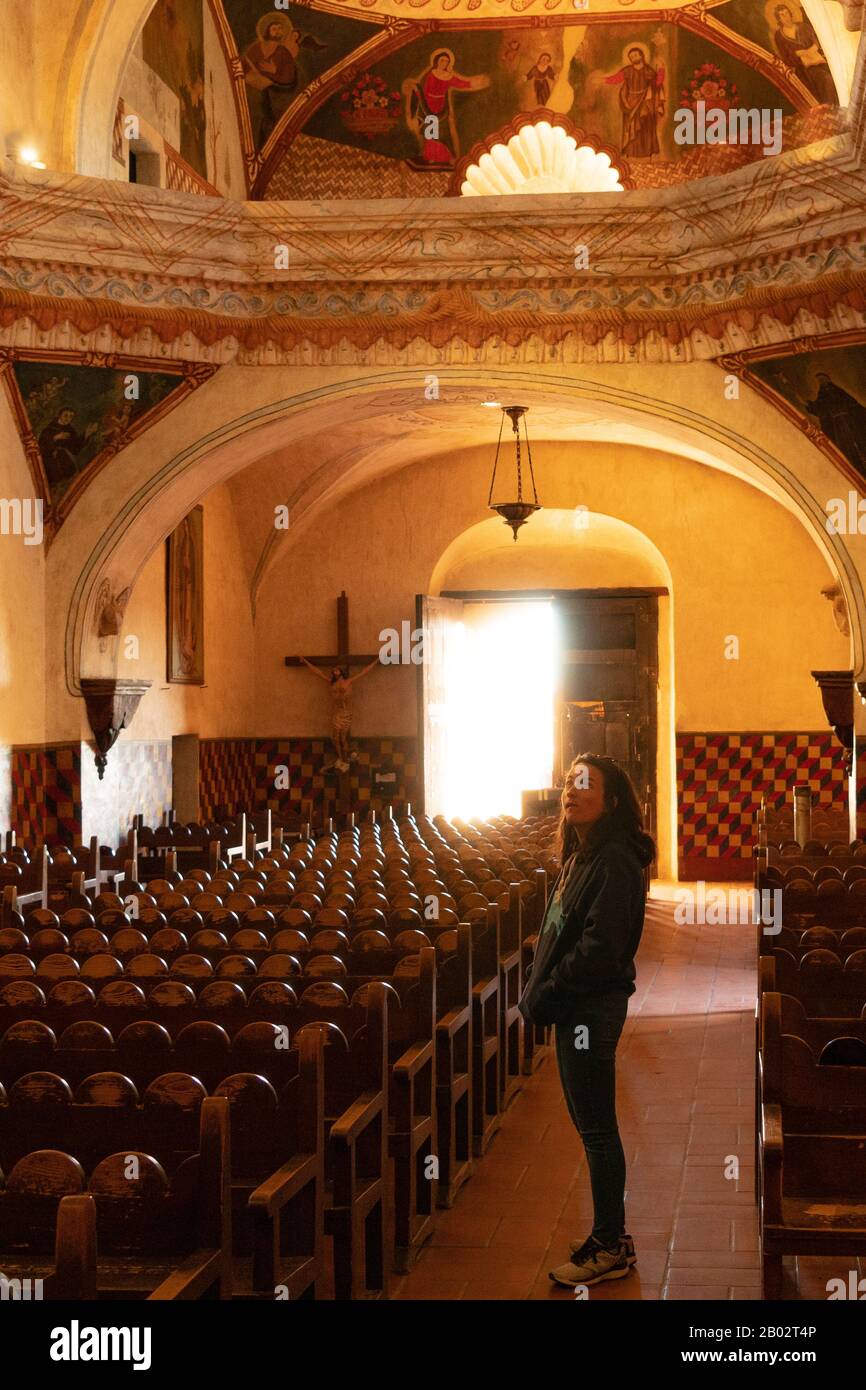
[11,743,81,845]
[254,737,419,826]
[677,732,846,871]
[199,739,256,821]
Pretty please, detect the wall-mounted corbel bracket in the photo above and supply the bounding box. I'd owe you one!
[811,669,854,773]
[80,678,151,780]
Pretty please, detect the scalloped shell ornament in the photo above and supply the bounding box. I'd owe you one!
[460,122,624,197]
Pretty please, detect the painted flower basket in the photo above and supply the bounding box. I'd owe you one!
[340,72,401,141]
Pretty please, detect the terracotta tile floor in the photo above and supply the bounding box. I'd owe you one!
[391,887,862,1302]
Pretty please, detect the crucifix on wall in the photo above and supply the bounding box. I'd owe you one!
[285,590,384,772]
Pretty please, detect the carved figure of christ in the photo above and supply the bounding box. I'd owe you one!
[285,590,383,771]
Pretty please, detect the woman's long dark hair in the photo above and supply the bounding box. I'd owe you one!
[556,752,655,866]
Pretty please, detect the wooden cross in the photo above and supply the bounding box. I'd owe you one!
[284,590,380,671]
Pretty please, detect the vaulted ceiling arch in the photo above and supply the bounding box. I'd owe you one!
[52,364,866,704]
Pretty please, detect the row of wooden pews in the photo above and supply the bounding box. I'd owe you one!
[755,824,866,1297]
[0,807,557,1299]
[0,837,128,915]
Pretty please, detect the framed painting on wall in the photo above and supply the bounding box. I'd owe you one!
[166,506,204,684]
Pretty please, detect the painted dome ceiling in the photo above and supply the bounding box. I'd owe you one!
[129,0,846,200]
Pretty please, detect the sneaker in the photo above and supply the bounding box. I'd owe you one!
[549,1235,630,1288]
[570,1232,636,1266]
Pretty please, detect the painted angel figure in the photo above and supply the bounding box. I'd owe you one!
[300,656,380,772]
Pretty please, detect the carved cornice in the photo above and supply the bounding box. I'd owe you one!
[2,266,866,363]
[2,124,866,363]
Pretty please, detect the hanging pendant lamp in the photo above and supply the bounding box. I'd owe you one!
[488,405,541,541]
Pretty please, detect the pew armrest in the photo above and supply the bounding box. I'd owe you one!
[472,977,498,1005]
[51,1194,97,1301]
[760,1101,784,1225]
[761,1100,783,1152]
[330,1089,383,1145]
[394,1039,433,1081]
[147,1249,225,1301]
[437,1006,470,1040]
[249,1152,319,1216]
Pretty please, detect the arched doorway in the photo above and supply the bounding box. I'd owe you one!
[423,511,677,874]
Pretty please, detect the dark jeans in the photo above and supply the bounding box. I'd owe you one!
[554,991,629,1251]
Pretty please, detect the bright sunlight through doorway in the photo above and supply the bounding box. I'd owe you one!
[437,599,557,820]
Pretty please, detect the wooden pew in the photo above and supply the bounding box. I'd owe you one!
[485,880,524,1111]
[0,1096,232,1299]
[468,901,501,1156]
[0,844,127,927]
[1,807,557,1297]
[759,991,866,1297]
[215,1027,325,1300]
[520,867,549,1075]
[0,1041,326,1301]
[433,923,473,1207]
[295,982,390,1299]
[352,951,437,1272]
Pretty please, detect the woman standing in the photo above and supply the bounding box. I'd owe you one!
[519,754,654,1288]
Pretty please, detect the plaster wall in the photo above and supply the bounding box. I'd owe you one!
[255,440,847,736]
[252,441,846,874]
[115,479,255,742]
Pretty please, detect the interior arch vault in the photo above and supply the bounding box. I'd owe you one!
[54,364,866,726]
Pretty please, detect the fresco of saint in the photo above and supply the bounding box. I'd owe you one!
[803,371,866,471]
[38,409,98,490]
[12,360,184,510]
[770,3,836,105]
[242,11,327,146]
[605,45,666,158]
[404,49,490,167]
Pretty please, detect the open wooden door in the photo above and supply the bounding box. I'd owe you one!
[557,593,659,839]
[416,594,464,816]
